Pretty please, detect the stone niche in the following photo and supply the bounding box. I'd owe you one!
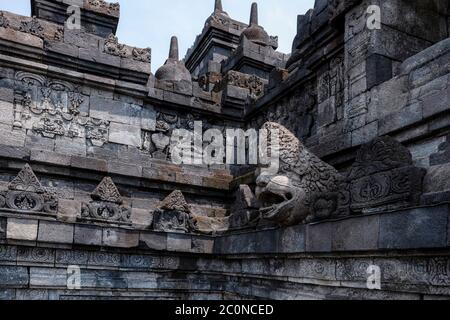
[341,137,426,214]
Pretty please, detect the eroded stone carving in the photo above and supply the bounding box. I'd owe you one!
[0,164,58,214]
[345,137,426,213]
[226,71,265,100]
[0,12,10,28]
[104,34,127,57]
[20,17,44,37]
[87,0,120,15]
[80,177,131,224]
[152,190,196,233]
[255,122,341,226]
[13,72,109,146]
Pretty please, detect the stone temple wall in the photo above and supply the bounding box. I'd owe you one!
[0,0,450,300]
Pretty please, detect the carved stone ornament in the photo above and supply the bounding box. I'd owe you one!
[225,71,265,99]
[0,12,10,28]
[104,34,127,58]
[20,16,44,37]
[80,177,131,224]
[152,190,196,233]
[13,72,109,146]
[87,0,120,15]
[344,137,426,213]
[0,164,58,214]
[255,122,341,226]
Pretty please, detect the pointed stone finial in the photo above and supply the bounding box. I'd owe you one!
[250,2,258,26]
[169,36,179,61]
[215,0,223,12]
[160,190,191,213]
[91,177,123,204]
[8,164,44,193]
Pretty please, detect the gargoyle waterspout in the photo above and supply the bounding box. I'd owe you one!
[255,122,341,226]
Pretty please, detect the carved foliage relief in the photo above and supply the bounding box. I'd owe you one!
[80,177,131,224]
[0,164,58,214]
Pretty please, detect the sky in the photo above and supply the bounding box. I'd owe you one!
[0,0,315,71]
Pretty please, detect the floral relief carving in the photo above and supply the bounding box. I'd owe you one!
[20,17,44,37]
[80,177,131,224]
[0,164,58,214]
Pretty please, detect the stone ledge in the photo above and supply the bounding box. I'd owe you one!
[3,204,448,255]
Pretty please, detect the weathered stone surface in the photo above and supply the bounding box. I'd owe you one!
[103,228,139,248]
[6,218,38,241]
[305,222,333,253]
[279,225,305,253]
[0,266,29,287]
[139,232,167,251]
[74,225,103,246]
[38,221,74,244]
[379,205,449,250]
[332,215,379,252]
[108,122,142,147]
[167,233,192,252]
[57,199,80,223]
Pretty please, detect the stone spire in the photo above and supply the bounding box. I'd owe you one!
[241,2,270,47]
[249,2,258,26]
[155,36,192,89]
[169,36,179,60]
[215,0,223,12]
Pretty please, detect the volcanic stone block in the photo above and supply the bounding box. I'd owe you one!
[108,122,142,147]
[0,266,29,287]
[108,161,142,178]
[305,222,333,253]
[38,221,74,244]
[167,233,192,252]
[141,106,156,131]
[422,88,450,118]
[74,225,102,246]
[191,237,214,254]
[0,28,43,48]
[0,101,14,126]
[139,232,167,251]
[378,102,423,136]
[15,290,49,300]
[90,96,142,126]
[79,48,121,67]
[279,225,306,253]
[0,218,6,240]
[30,150,71,166]
[351,121,378,147]
[103,228,139,248]
[130,208,153,230]
[70,156,107,172]
[125,272,158,290]
[29,268,67,288]
[57,199,81,223]
[424,163,450,193]
[332,215,380,252]
[6,218,38,241]
[379,205,449,249]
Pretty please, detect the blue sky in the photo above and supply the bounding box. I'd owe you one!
[0,0,315,71]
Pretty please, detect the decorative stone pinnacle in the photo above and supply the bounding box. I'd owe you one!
[215,0,223,12]
[169,36,179,61]
[250,2,258,26]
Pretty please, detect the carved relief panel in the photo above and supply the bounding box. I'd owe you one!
[13,71,109,146]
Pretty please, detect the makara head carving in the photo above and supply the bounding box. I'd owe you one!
[255,122,340,226]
